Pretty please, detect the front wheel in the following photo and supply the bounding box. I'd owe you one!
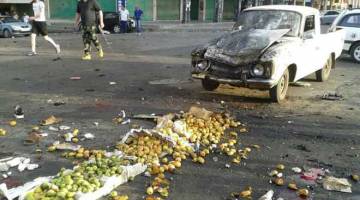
[3,29,11,38]
[316,56,332,82]
[350,43,360,63]
[201,78,219,91]
[269,69,289,103]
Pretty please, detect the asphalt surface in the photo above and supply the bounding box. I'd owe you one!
[0,31,359,200]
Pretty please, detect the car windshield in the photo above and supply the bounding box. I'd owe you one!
[234,10,301,37]
[2,17,21,23]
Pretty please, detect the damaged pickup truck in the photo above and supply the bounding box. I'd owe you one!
[191,5,344,102]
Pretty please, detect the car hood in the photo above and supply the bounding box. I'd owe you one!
[5,22,29,27]
[204,28,290,65]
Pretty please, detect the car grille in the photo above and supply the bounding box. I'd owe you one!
[21,26,29,28]
[209,61,253,79]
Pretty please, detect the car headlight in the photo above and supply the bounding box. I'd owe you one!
[253,64,265,76]
[195,60,209,70]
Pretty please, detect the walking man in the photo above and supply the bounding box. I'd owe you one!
[134,6,143,34]
[75,0,104,60]
[28,0,60,56]
[119,5,129,33]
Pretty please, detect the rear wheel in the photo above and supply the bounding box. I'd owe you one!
[316,56,332,82]
[269,69,289,103]
[350,43,360,63]
[201,78,219,91]
[3,29,11,38]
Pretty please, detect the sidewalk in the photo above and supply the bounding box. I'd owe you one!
[47,19,234,33]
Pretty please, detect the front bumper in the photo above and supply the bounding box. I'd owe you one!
[192,73,276,90]
[12,30,31,36]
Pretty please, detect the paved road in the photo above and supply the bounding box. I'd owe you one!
[0,32,359,200]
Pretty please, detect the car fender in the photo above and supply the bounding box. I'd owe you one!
[260,39,301,83]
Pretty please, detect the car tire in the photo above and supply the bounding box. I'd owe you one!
[350,42,360,63]
[316,56,332,82]
[3,29,11,38]
[113,25,120,33]
[201,78,219,91]
[269,69,289,103]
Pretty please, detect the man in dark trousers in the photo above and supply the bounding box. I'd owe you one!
[75,0,104,60]
[134,6,143,35]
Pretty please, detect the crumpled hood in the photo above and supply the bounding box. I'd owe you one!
[204,29,290,65]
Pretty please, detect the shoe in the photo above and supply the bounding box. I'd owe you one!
[97,49,104,58]
[82,53,91,60]
[98,49,104,58]
[55,44,61,54]
[27,52,37,56]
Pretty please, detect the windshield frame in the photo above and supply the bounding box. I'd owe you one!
[234,9,303,37]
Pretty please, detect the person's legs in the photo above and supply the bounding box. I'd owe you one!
[135,19,140,33]
[120,21,127,33]
[89,26,103,58]
[124,21,128,33]
[30,33,37,53]
[28,21,38,55]
[39,22,60,54]
[82,26,92,60]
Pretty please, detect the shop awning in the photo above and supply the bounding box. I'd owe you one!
[0,0,31,3]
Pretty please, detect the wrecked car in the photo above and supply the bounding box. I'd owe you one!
[191,5,345,102]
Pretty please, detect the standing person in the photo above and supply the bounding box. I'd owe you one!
[28,0,60,56]
[134,6,143,34]
[119,5,129,33]
[75,0,104,60]
[23,12,29,23]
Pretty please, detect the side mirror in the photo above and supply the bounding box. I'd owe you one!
[303,31,315,40]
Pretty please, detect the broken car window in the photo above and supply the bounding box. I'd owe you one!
[234,10,301,37]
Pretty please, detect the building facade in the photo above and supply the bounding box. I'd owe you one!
[1,0,359,21]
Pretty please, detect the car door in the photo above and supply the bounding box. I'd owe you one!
[337,14,360,45]
[296,15,321,80]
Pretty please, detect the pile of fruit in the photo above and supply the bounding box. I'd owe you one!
[24,107,251,200]
[25,156,130,200]
[117,108,251,199]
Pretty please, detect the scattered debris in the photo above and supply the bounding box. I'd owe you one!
[49,141,81,151]
[83,133,95,140]
[14,105,24,119]
[258,190,274,200]
[323,176,352,193]
[301,168,325,181]
[24,131,44,145]
[59,125,71,131]
[292,167,302,173]
[109,82,117,85]
[53,101,66,106]
[322,92,343,101]
[273,178,285,186]
[276,164,285,170]
[0,157,38,173]
[8,120,17,127]
[48,126,59,131]
[269,170,279,177]
[291,82,311,87]
[288,182,298,190]
[295,144,311,152]
[297,188,310,198]
[351,174,359,182]
[0,129,6,136]
[40,116,62,126]
[70,76,81,80]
